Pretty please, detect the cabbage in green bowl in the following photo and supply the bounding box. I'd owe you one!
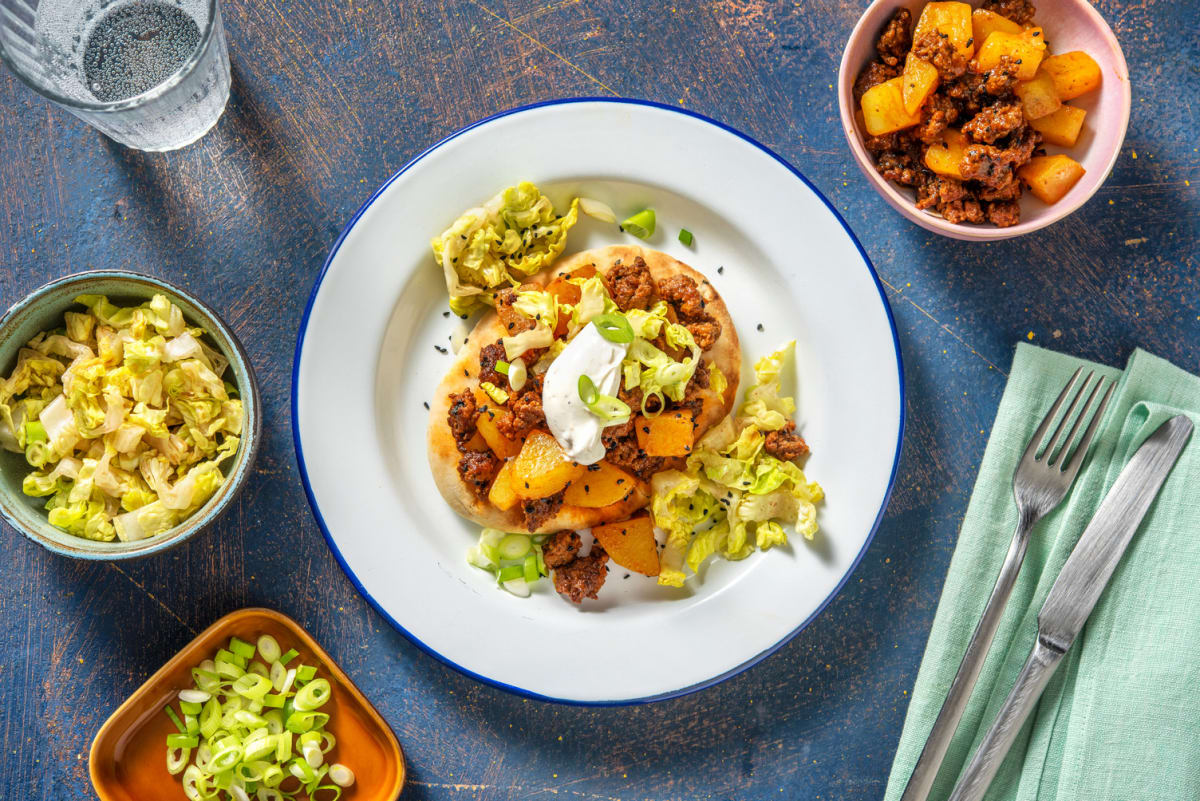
[0,271,260,559]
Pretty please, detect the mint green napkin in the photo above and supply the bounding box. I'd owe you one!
[884,344,1200,801]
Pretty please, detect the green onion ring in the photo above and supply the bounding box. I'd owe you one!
[591,313,634,344]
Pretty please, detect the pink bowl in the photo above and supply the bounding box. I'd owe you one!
[837,0,1131,241]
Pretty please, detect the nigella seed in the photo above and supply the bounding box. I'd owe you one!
[756,323,764,331]
[434,345,448,353]
[442,311,450,318]
[718,266,724,274]
[423,401,430,410]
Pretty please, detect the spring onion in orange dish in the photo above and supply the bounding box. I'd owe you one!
[0,293,243,542]
[165,634,355,801]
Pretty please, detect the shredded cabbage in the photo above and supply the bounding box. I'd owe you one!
[648,342,823,585]
[431,183,580,316]
[0,294,243,542]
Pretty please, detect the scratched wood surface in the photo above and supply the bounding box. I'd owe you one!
[0,0,1196,799]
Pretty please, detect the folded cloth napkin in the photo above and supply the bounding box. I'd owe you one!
[884,344,1200,801]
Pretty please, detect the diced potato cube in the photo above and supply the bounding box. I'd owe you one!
[923,128,969,179]
[635,411,695,458]
[488,460,519,511]
[563,461,638,507]
[1029,104,1087,147]
[1019,155,1086,204]
[1014,69,1062,119]
[591,515,660,577]
[976,31,1046,80]
[971,8,1022,45]
[914,2,975,59]
[861,77,922,136]
[510,430,585,499]
[476,408,523,459]
[901,54,940,115]
[1041,51,1102,100]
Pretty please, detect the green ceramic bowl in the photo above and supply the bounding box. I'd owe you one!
[0,271,260,559]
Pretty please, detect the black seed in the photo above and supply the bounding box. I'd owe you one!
[756,323,764,332]
[423,402,430,410]
[717,266,724,274]
[442,311,450,318]
[616,479,626,485]
[434,345,448,354]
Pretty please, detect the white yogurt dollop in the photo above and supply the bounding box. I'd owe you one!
[542,324,629,464]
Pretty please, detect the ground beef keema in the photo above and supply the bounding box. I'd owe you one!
[875,7,911,67]
[602,425,663,480]
[523,491,564,532]
[478,341,507,386]
[553,545,610,603]
[495,382,545,439]
[604,257,656,311]
[446,390,480,450]
[658,274,722,350]
[457,450,499,498]
[981,0,1035,26]
[855,6,1044,227]
[542,531,582,568]
[764,421,810,463]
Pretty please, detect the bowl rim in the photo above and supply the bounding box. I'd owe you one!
[87,607,406,800]
[836,0,1132,241]
[0,269,261,560]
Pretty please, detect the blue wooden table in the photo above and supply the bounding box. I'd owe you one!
[1,1,1196,798]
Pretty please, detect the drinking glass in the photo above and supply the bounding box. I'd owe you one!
[0,0,230,151]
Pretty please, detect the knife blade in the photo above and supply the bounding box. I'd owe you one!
[947,413,1193,801]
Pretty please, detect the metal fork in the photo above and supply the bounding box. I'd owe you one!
[899,367,1115,801]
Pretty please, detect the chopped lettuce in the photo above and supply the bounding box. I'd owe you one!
[648,342,823,586]
[0,294,243,543]
[431,183,580,316]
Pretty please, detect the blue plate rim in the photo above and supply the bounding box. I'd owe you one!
[290,96,907,706]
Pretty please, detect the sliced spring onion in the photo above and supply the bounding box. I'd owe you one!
[278,649,299,666]
[501,577,531,598]
[495,359,510,375]
[328,763,356,788]
[497,564,524,583]
[256,635,281,664]
[480,380,509,405]
[508,357,528,392]
[591,313,634,344]
[294,679,331,712]
[523,553,539,584]
[579,197,617,223]
[166,635,352,801]
[678,228,694,246]
[535,545,547,577]
[578,374,632,423]
[229,637,256,660]
[620,208,656,239]
[498,533,531,560]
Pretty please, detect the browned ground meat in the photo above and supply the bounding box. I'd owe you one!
[982,56,1021,97]
[446,390,479,450]
[854,60,900,102]
[981,0,1035,26]
[495,385,545,439]
[911,31,968,81]
[764,422,810,462]
[457,450,499,497]
[875,8,912,67]
[523,491,564,532]
[963,100,1025,144]
[604,257,656,311]
[856,6,1043,228]
[915,94,960,144]
[553,545,610,603]
[542,531,582,568]
[985,200,1022,227]
[602,428,663,480]
[658,274,722,350]
[479,341,507,386]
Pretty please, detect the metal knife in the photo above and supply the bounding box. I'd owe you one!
[945,413,1194,801]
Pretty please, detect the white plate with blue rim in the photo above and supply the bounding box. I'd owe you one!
[293,98,904,704]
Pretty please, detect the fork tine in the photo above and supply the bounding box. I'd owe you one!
[1061,379,1115,476]
[1045,371,1097,466]
[1022,367,1084,462]
[1050,376,1104,468]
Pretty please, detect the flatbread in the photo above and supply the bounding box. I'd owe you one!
[428,245,741,533]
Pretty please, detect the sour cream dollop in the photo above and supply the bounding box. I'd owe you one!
[542,323,630,464]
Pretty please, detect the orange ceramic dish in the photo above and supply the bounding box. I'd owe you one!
[89,608,405,801]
